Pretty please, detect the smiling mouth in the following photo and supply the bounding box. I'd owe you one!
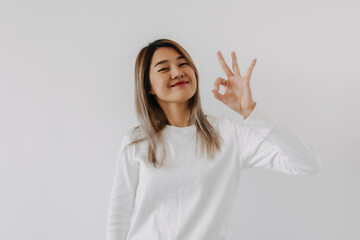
[171,81,190,87]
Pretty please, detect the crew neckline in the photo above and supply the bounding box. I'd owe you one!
[164,124,196,133]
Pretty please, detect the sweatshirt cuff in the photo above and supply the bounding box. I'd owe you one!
[242,102,277,138]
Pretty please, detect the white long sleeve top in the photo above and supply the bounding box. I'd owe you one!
[106,102,321,240]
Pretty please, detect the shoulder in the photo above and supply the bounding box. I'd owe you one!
[204,113,241,141]
[125,125,146,143]
[117,125,146,152]
[205,113,240,129]
[115,127,142,168]
[204,113,218,125]
[202,113,241,146]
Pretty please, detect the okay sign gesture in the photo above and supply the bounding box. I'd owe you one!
[212,51,257,120]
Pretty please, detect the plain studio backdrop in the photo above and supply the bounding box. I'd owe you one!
[0,0,359,239]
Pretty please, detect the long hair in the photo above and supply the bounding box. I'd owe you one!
[127,38,222,168]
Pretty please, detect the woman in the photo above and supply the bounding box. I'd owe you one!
[106,39,321,240]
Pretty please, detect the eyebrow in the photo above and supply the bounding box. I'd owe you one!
[154,55,185,68]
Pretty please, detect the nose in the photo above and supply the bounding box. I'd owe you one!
[171,65,185,79]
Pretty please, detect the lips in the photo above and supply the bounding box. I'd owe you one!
[171,80,189,87]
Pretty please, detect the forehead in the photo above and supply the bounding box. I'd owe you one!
[151,47,184,66]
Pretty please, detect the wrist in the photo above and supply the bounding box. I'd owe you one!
[240,102,256,120]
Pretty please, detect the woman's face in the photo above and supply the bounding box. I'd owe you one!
[149,47,197,105]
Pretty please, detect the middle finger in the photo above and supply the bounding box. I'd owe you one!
[231,51,242,77]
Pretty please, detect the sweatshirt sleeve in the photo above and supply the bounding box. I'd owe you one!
[235,102,321,175]
[106,132,139,240]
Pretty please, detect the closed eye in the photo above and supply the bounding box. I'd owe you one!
[158,63,189,72]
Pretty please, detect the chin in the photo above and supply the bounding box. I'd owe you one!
[170,94,194,103]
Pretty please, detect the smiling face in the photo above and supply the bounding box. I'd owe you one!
[149,47,197,106]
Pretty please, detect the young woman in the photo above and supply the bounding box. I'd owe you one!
[106,39,321,240]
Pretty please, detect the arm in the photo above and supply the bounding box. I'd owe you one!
[235,102,321,175]
[106,133,139,240]
[212,51,320,175]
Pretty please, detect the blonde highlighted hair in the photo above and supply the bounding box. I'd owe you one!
[127,38,222,168]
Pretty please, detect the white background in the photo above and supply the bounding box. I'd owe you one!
[0,0,359,239]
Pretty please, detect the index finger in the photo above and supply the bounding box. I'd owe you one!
[217,50,234,78]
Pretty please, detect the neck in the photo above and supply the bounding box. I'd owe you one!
[157,100,193,127]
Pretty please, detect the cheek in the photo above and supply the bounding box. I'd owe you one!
[187,71,197,86]
[151,76,169,92]
[186,69,196,81]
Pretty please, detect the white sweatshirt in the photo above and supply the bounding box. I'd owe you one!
[106,102,321,240]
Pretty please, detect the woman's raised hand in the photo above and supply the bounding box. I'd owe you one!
[212,50,257,119]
